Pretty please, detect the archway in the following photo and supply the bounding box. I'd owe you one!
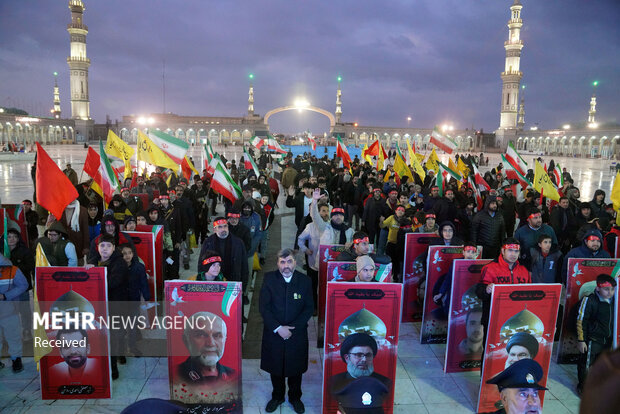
[264,105,336,132]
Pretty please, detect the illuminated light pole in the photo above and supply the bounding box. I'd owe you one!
[335,76,342,124]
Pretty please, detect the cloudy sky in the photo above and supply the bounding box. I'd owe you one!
[1,0,618,135]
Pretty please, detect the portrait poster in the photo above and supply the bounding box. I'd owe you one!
[165,280,242,411]
[557,258,617,364]
[444,259,491,373]
[136,224,164,301]
[36,266,111,400]
[322,282,402,414]
[477,284,562,414]
[1,205,28,247]
[402,233,434,322]
[615,275,619,349]
[420,245,465,344]
[326,261,393,283]
[318,244,348,323]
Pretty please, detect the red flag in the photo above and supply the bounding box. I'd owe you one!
[181,158,193,181]
[83,146,101,178]
[35,143,78,220]
[308,136,317,151]
[129,171,138,189]
[336,137,352,170]
[363,140,380,158]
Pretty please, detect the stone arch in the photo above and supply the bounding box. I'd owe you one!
[517,137,523,151]
[209,129,219,144]
[165,128,174,136]
[120,128,129,141]
[263,105,336,131]
[187,128,197,144]
[220,129,230,143]
[359,132,369,142]
[599,136,609,158]
[382,133,391,147]
[611,136,620,156]
[176,128,185,141]
[231,130,241,141]
[242,129,252,139]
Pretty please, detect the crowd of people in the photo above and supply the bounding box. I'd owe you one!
[0,145,618,414]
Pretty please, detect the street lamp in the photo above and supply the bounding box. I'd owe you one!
[407,116,412,128]
[562,124,571,130]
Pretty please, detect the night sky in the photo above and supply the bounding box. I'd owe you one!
[1,0,618,135]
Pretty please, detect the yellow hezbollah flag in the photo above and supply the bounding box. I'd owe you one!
[394,148,414,182]
[105,130,134,179]
[425,148,439,173]
[407,139,425,181]
[533,160,560,202]
[383,168,391,182]
[610,171,620,213]
[416,153,425,163]
[378,143,386,171]
[448,158,459,177]
[362,144,373,164]
[137,130,178,170]
[34,244,52,369]
[457,157,470,178]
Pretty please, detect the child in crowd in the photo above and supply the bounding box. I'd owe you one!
[120,244,150,356]
[575,273,616,395]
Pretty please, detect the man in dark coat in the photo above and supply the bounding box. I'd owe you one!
[432,188,458,224]
[561,228,610,284]
[500,186,517,237]
[550,196,577,254]
[259,249,313,414]
[362,185,388,246]
[471,196,506,259]
[200,217,248,292]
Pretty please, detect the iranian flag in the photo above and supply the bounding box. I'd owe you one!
[552,164,564,187]
[308,136,317,151]
[504,141,528,178]
[244,148,260,177]
[436,161,462,196]
[501,154,532,188]
[211,160,242,203]
[472,162,491,191]
[147,130,189,165]
[336,137,352,169]
[468,176,484,211]
[204,142,216,175]
[93,141,120,204]
[250,136,264,149]
[430,127,458,154]
[265,136,287,154]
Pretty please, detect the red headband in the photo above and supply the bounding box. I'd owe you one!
[425,214,436,219]
[202,256,222,265]
[597,281,613,288]
[503,243,520,250]
[121,187,130,193]
[396,205,406,211]
[159,195,169,200]
[353,237,369,244]
[389,189,398,194]
[586,235,601,241]
[168,190,176,195]
[213,219,227,226]
[332,208,345,214]
[463,246,478,252]
[227,213,241,218]
[528,212,541,220]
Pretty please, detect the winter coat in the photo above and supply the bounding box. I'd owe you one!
[59,206,90,257]
[98,250,129,302]
[576,292,614,344]
[0,255,28,318]
[529,246,562,284]
[362,196,389,233]
[310,200,354,246]
[432,197,458,224]
[286,192,313,228]
[259,270,314,376]
[562,229,611,284]
[88,231,135,265]
[200,233,248,288]
[476,255,531,326]
[127,256,150,302]
[513,223,558,266]
[298,221,322,271]
[8,238,35,290]
[471,197,506,249]
[590,190,609,219]
[229,223,252,253]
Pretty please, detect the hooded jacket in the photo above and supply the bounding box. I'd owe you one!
[590,189,609,219]
[562,229,611,284]
[240,201,262,255]
[0,255,29,318]
[35,221,78,266]
[471,196,506,248]
[433,221,464,246]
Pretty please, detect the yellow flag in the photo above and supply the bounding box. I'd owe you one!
[105,130,134,179]
[448,158,459,177]
[393,151,414,182]
[137,130,178,170]
[378,143,386,171]
[362,144,373,164]
[383,169,391,182]
[416,153,425,163]
[533,160,560,201]
[425,148,439,173]
[610,172,620,212]
[34,244,52,369]
[406,139,425,181]
[457,157,470,178]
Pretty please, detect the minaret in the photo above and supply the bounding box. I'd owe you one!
[517,97,525,130]
[247,73,255,116]
[499,0,524,130]
[67,0,90,120]
[335,76,342,124]
[588,94,597,125]
[52,72,62,119]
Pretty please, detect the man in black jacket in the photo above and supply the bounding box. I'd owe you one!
[285,182,314,249]
[226,208,252,253]
[500,186,517,237]
[200,217,248,291]
[550,196,576,254]
[260,249,313,414]
[161,191,187,279]
[432,188,458,224]
[471,196,506,259]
